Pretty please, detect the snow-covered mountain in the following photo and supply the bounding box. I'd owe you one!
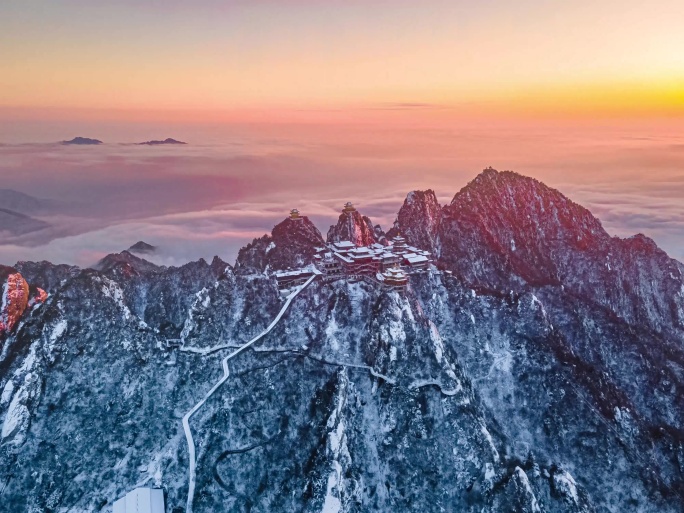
[1,169,683,513]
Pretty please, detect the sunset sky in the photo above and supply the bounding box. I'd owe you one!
[1,1,683,267]
[2,0,684,116]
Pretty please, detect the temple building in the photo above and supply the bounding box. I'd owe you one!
[275,268,317,291]
[310,233,431,291]
[343,201,356,213]
[289,208,303,221]
[273,208,432,294]
[378,267,409,291]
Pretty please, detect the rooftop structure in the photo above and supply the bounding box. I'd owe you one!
[275,268,317,291]
[271,217,432,293]
[378,267,408,291]
[343,201,356,213]
[113,488,165,513]
[311,237,432,290]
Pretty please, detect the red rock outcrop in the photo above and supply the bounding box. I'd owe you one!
[0,273,30,334]
[33,288,48,304]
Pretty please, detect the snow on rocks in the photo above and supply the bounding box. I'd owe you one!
[44,319,68,361]
[320,370,352,513]
[1,380,14,406]
[1,344,41,446]
[480,423,500,461]
[1,393,30,443]
[552,468,580,506]
[98,276,149,331]
[180,287,211,342]
[512,467,541,513]
[99,277,131,321]
[613,406,639,440]
[325,313,341,352]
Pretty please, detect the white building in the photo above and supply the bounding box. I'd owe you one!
[113,488,165,513]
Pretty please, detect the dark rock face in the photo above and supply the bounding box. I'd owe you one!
[14,261,80,294]
[327,209,379,246]
[387,189,441,251]
[61,137,102,145]
[236,216,325,274]
[373,224,388,245]
[1,169,683,513]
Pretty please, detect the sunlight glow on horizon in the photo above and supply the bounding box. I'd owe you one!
[2,0,684,120]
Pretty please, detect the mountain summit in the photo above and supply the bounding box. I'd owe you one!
[236,210,325,274]
[128,241,157,254]
[327,201,383,246]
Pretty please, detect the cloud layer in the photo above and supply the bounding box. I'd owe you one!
[1,119,683,267]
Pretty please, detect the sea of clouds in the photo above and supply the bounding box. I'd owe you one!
[1,119,682,267]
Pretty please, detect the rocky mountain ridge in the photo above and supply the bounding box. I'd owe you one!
[0,168,683,513]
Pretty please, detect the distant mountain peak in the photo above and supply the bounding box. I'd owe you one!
[128,241,157,254]
[61,137,102,145]
[93,250,159,275]
[138,138,187,146]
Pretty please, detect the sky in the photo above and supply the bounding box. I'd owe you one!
[0,0,683,266]
[2,0,684,114]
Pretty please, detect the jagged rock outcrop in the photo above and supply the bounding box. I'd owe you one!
[0,268,47,339]
[373,224,388,245]
[236,215,325,273]
[327,207,380,246]
[1,169,683,513]
[387,189,441,251]
[0,268,30,336]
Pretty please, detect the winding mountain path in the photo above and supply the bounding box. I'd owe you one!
[181,275,317,513]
